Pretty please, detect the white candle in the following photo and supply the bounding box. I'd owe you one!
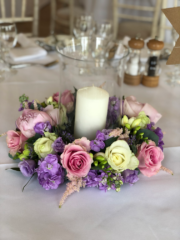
[74,86,109,140]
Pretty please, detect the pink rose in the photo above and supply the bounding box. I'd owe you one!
[43,105,59,125]
[53,92,59,103]
[61,144,93,178]
[73,137,90,152]
[137,140,164,177]
[123,96,162,123]
[16,109,55,138]
[6,130,27,156]
[60,90,74,113]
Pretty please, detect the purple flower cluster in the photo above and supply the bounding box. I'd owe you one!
[18,160,36,177]
[122,169,139,186]
[34,122,52,135]
[154,127,164,151]
[147,122,164,151]
[83,169,123,192]
[61,131,74,144]
[128,135,136,146]
[106,96,120,128]
[52,137,65,153]
[36,154,65,190]
[90,130,106,152]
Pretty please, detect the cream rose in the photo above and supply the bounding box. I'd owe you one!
[105,140,139,171]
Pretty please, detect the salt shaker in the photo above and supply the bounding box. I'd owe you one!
[142,38,164,87]
[124,38,144,86]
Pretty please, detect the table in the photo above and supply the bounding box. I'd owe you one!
[0,53,180,240]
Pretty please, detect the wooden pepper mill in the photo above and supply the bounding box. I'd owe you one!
[124,38,144,86]
[142,38,164,87]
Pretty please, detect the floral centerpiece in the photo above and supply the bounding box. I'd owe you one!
[3,91,172,208]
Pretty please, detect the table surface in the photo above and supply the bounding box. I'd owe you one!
[0,52,180,240]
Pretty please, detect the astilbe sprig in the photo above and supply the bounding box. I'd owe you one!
[59,177,85,208]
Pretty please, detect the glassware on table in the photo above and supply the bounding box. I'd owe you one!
[95,20,113,41]
[0,23,17,73]
[165,29,180,86]
[56,36,129,139]
[73,16,96,38]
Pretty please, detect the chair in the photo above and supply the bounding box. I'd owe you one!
[113,0,162,40]
[159,0,179,41]
[0,0,39,36]
[50,0,84,35]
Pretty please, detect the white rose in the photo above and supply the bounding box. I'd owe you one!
[105,140,139,171]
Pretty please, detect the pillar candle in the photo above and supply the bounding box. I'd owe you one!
[74,86,109,140]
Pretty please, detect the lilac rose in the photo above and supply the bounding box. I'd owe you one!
[18,160,36,177]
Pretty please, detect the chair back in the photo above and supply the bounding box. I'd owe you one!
[50,0,74,35]
[113,0,162,39]
[0,0,39,36]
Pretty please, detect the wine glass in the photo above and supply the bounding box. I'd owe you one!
[73,16,96,38]
[95,20,113,41]
[0,23,17,73]
[166,28,180,86]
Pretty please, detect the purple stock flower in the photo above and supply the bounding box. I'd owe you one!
[101,129,113,140]
[106,96,120,128]
[36,154,65,190]
[122,169,139,186]
[83,169,123,192]
[37,170,64,190]
[52,137,65,153]
[18,160,36,177]
[90,140,105,152]
[34,121,52,135]
[38,154,60,175]
[96,130,106,141]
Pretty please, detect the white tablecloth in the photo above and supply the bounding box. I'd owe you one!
[0,52,180,239]
[0,147,180,240]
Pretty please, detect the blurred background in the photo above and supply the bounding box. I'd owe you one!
[0,0,179,43]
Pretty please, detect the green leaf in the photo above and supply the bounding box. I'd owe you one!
[8,153,20,160]
[130,145,137,155]
[104,137,118,148]
[137,129,159,146]
[27,133,42,144]
[6,167,20,172]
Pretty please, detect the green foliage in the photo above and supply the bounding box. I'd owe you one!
[130,145,137,155]
[41,101,47,108]
[137,129,159,146]
[26,133,42,144]
[104,137,118,149]
[19,94,29,103]
[91,163,109,170]
[6,167,20,172]
[8,153,20,160]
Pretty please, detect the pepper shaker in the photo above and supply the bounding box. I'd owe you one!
[142,38,164,87]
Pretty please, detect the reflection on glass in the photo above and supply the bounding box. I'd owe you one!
[73,16,96,38]
[0,23,17,75]
[96,20,113,41]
